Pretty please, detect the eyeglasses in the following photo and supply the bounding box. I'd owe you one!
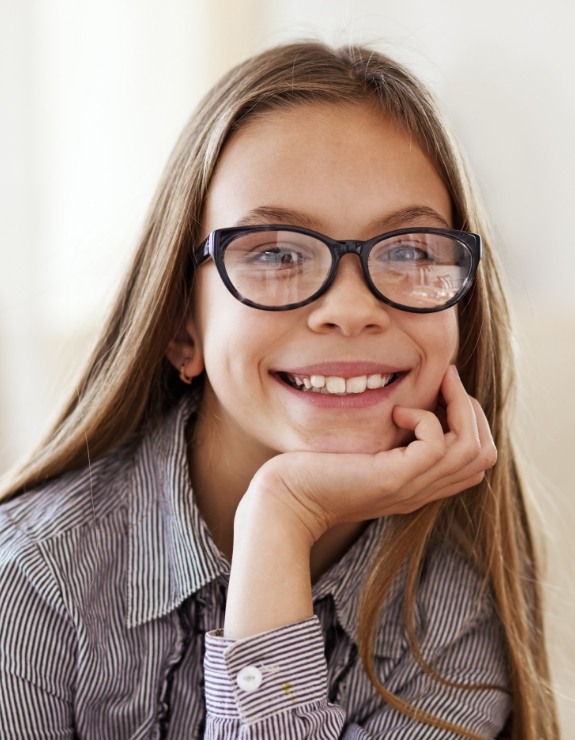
[194,225,481,313]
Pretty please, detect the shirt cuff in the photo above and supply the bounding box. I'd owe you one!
[204,617,332,725]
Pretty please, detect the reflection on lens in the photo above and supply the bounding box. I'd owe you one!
[223,231,331,307]
[220,229,472,310]
[369,234,471,308]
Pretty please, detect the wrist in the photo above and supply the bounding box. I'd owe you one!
[237,463,329,548]
[224,472,319,639]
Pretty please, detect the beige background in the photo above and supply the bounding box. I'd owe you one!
[1,0,573,732]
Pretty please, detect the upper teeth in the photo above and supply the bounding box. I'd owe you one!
[289,372,395,394]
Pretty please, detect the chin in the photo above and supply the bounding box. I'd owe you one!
[301,428,410,455]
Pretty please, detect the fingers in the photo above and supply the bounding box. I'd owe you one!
[441,365,480,447]
[471,397,497,468]
[440,366,497,478]
[249,365,498,538]
[385,365,496,509]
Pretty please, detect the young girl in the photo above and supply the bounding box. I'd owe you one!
[0,42,559,739]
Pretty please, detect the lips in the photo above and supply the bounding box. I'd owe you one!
[280,371,398,395]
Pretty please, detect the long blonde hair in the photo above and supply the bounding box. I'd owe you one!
[1,42,558,738]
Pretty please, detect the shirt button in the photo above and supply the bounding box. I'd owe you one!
[236,665,263,693]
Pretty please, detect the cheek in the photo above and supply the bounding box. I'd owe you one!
[400,307,459,357]
[448,310,460,361]
[423,310,459,362]
[408,312,459,415]
[192,270,288,378]
[192,269,245,353]
[403,310,459,399]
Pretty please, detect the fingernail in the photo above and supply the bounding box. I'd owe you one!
[450,364,460,379]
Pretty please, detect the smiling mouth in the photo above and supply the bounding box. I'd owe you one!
[278,371,400,395]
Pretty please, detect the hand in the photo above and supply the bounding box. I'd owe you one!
[225,365,496,637]
[243,365,496,545]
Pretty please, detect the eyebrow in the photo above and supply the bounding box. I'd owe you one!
[234,207,318,229]
[374,206,451,231]
[233,205,451,233]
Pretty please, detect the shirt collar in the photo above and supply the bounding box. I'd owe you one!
[125,392,416,652]
[127,391,229,628]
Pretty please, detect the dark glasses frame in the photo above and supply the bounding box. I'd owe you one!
[194,224,482,313]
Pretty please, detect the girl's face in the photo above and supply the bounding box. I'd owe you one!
[183,102,458,458]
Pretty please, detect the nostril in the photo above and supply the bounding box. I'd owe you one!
[306,281,390,336]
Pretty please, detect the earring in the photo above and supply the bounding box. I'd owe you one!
[179,360,194,385]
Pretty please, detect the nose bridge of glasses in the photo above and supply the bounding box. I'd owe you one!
[328,241,375,298]
[333,239,365,258]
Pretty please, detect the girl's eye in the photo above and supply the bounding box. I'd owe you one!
[248,244,306,266]
[380,244,431,262]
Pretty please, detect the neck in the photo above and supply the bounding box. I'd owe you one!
[188,398,365,581]
[189,405,271,561]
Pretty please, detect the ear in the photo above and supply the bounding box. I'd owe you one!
[166,319,205,381]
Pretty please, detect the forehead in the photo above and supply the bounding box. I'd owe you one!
[202,101,452,238]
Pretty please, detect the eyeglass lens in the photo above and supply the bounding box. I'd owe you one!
[222,229,473,309]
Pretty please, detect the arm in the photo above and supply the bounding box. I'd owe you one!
[203,553,511,739]
[225,367,495,639]
[204,367,502,737]
[0,544,76,738]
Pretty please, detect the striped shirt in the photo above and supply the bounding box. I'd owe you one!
[0,395,511,738]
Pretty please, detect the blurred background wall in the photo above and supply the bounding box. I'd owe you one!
[1,0,573,732]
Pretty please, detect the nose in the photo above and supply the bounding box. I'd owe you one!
[306,254,391,336]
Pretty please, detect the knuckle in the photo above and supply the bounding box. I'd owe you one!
[427,437,447,464]
[458,436,482,466]
[483,441,498,469]
[378,468,402,496]
[396,496,425,515]
[468,470,486,488]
